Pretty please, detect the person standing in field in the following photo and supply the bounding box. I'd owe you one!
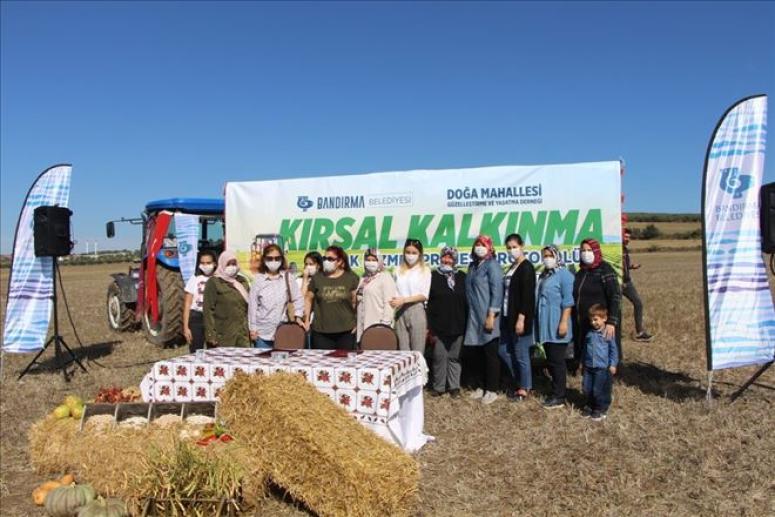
[391,239,431,353]
[464,235,504,405]
[297,251,323,296]
[356,249,398,341]
[203,250,251,347]
[572,239,622,374]
[182,250,217,353]
[581,304,619,421]
[304,246,360,350]
[248,244,304,349]
[499,233,536,401]
[427,247,468,397]
[622,228,654,342]
[536,245,575,409]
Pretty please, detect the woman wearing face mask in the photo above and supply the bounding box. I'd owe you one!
[356,249,398,342]
[498,234,536,401]
[297,251,323,296]
[182,250,217,353]
[304,246,360,350]
[536,245,575,409]
[203,251,251,347]
[427,247,468,397]
[248,244,305,349]
[464,235,504,405]
[391,239,432,353]
[572,239,622,374]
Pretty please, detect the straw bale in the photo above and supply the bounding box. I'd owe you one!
[28,417,79,474]
[219,371,420,517]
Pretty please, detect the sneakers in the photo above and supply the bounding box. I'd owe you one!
[481,391,499,405]
[469,388,485,400]
[581,406,593,418]
[591,410,608,421]
[449,388,461,399]
[542,397,565,409]
[634,331,654,342]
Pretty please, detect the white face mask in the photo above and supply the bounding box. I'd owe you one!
[404,253,419,266]
[581,250,595,265]
[364,261,379,273]
[509,247,523,260]
[305,265,318,276]
[323,260,337,273]
[224,265,239,277]
[542,257,557,270]
[474,245,488,258]
[200,264,215,275]
[265,260,281,273]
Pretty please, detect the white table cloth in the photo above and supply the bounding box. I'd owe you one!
[139,348,432,452]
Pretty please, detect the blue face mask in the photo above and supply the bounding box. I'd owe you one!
[438,265,454,274]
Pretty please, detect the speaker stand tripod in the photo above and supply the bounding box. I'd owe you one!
[18,260,87,382]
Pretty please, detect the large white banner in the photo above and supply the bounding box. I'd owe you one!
[226,162,622,276]
[3,164,72,353]
[703,95,775,370]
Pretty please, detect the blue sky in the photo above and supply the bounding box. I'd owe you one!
[1,1,774,253]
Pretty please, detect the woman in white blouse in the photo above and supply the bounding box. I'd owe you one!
[391,238,432,353]
[356,249,398,341]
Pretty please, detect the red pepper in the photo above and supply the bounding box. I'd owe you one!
[196,435,219,446]
[219,434,233,443]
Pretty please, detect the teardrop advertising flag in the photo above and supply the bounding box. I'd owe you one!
[702,95,774,370]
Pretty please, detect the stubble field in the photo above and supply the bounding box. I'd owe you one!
[1,251,773,516]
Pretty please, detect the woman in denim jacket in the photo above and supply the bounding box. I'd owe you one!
[535,245,575,409]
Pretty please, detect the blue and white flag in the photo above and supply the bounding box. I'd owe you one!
[175,213,199,285]
[3,164,72,353]
[703,95,774,370]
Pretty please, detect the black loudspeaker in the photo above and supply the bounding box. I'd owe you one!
[761,182,775,254]
[34,206,73,257]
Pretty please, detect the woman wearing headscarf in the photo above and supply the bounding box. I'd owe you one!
[356,249,398,342]
[499,233,536,401]
[572,239,622,375]
[203,251,251,347]
[536,245,576,409]
[464,235,504,405]
[427,247,468,397]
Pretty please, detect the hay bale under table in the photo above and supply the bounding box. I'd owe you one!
[219,371,420,517]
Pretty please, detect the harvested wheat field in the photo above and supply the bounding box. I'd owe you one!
[1,254,774,516]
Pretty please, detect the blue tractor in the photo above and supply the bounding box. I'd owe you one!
[105,198,225,346]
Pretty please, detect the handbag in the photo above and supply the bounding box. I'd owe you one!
[284,272,297,323]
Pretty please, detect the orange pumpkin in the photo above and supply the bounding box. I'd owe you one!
[31,480,62,506]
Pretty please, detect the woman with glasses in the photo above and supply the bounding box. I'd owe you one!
[304,246,360,350]
[356,249,398,341]
[464,235,504,405]
[248,244,304,349]
[391,238,432,353]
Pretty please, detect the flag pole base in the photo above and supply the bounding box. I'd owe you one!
[729,361,774,403]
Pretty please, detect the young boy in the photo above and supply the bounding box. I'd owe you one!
[582,304,619,421]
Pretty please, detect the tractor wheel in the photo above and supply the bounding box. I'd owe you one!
[143,266,184,347]
[106,282,136,332]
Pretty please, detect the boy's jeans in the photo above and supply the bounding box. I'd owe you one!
[582,367,612,412]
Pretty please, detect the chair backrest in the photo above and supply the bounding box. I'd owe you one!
[359,324,399,351]
[274,323,306,350]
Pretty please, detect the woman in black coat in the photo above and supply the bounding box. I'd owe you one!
[572,238,622,372]
[498,234,536,400]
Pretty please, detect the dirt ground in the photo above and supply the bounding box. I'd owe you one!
[1,253,773,516]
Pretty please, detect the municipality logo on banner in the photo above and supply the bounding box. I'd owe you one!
[719,168,752,199]
[702,94,774,371]
[297,196,314,212]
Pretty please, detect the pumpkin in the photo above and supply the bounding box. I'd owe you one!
[32,480,63,506]
[52,405,71,419]
[44,484,96,517]
[77,498,129,517]
[63,395,84,410]
[60,474,76,485]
